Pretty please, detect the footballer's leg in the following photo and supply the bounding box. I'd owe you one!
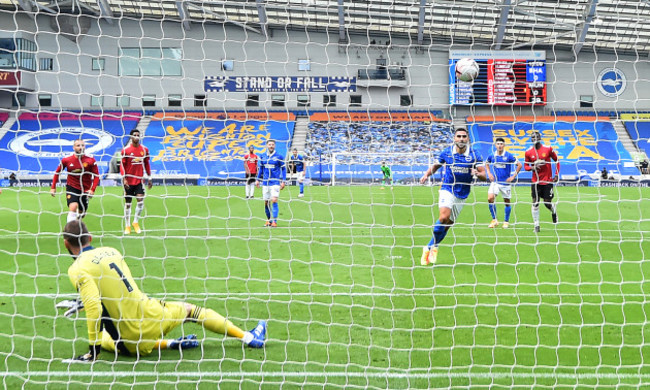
[66,186,81,223]
[422,193,458,265]
[487,182,498,228]
[531,185,541,232]
[185,303,266,348]
[263,186,272,226]
[67,202,80,223]
[502,198,512,228]
[132,187,145,234]
[270,185,280,226]
[502,185,512,228]
[298,173,304,197]
[123,186,134,234]
[543,185,557,223]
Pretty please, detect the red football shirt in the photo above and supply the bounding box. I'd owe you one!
[51,154,100,192]
[120,144,151,186]
[524,144,560,184]
[244,153,259,174]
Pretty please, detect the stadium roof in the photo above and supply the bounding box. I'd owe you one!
[2,0,650,55]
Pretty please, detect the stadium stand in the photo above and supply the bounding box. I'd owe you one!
[0,112,141,176]
[304,111,453,182]
[469,116,640,179]
[143,111,295,179]
[623,119,650,158]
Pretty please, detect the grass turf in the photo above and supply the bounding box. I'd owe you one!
[1,184,649,389]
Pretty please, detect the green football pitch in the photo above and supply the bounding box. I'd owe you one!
[1,185,649,388]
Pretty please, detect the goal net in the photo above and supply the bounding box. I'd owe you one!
[1,2,650,389]
[331,152,437,185]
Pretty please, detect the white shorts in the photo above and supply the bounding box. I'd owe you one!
[488,182,512,199]
[438,190,466,222]
[262,185,281,201]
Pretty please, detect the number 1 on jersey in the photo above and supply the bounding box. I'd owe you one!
[109,262,134,292]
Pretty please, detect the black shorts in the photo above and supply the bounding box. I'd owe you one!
[124,183,145,201]
[531,183,554,202]
[246,173,257,184]
[66,185,90,213]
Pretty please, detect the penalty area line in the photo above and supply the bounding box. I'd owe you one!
[3,370,649,381]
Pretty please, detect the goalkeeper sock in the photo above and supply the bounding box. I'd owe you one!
[532,204,540,226]
[66,211,78,223]
[272,202,279,220]
[504,204,512,222]
[264,203,271,220]
[299,182,304,194]
[489,203,497,219]
[133,202,144,224]
[124,204,132,226]
[428,220,448,248]
[189,306,245,339]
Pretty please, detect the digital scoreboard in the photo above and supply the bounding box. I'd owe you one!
[449,50,547,106]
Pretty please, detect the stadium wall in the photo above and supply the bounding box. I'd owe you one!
[2,13,650,113]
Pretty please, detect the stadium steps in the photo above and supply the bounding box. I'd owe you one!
[290,116,309,151]
[612,119,640,154]
[137,115,153,135]
[453,118,468,130]
[0,111,17,140]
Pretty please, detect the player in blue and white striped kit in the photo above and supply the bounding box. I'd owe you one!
[485,137,522,229]
[288,148,306,198]
[256,139,286,227]
[419,128,487,265]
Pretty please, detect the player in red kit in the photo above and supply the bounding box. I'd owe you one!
[50,139,100,223]
[524,131,560,233]
[120,129,152,234]
[244,145,259,199]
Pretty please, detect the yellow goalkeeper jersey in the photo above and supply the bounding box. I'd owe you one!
[68,246,185,354]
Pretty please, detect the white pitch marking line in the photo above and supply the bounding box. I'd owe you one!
[3,371,649,380]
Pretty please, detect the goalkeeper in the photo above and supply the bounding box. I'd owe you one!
[59,220,266,362]
[380,161,393,189]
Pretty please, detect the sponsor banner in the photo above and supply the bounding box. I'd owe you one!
[0,112,141,174]
[449,50,546,60]
[469,120,639,177]
[152,111,295,121]
[0,112,8,124]
[0,70,20,86]
[145,118,294,178]
[204,76,356,92]
[309,111,445,122]
[621,113,650,121]
[468,115,610,123]
[16,112,142,121]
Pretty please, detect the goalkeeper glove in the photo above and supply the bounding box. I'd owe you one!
[62,345,100,363]
[55,299,85,317]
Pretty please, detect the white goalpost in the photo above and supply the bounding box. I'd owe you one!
[331,152,437,186]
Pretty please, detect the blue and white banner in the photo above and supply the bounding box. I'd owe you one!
[204,76,356,92]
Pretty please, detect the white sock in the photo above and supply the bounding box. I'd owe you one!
[66,211,78,223]
[134,202,144,223]
[124,204,132,226]
[246,184,251,197]
[249,184,254,197]
[242,332,254,345]
[532,205,540,226]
